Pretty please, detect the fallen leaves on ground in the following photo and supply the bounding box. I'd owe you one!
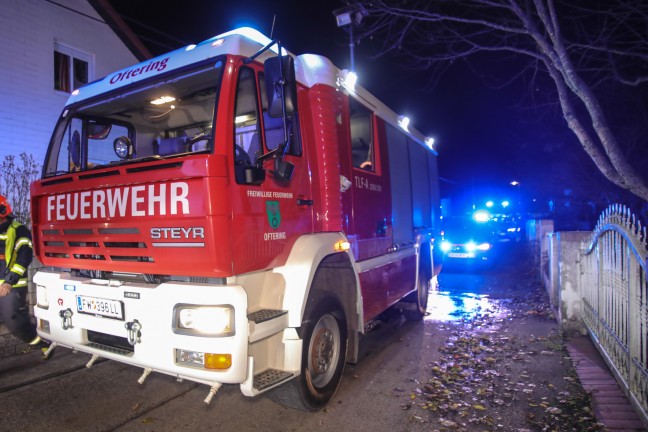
[403,262,606,431]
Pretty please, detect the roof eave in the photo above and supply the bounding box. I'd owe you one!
[88,0,153,62]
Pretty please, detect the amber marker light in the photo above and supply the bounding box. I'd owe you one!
[204,353,232,370]
[334,240,351,252]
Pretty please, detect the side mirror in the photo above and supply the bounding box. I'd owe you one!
[264,55,297,118]
[235,165,266,185]
[88,122,112,139]
[273,158,294,183]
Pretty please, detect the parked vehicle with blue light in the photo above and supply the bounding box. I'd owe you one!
[439,216,496,268]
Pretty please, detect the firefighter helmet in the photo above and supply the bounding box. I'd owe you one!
[0,195,13,218]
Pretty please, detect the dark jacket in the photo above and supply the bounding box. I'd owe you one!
[0,219,33,288]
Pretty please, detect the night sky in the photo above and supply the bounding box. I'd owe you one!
[108,0,551,207]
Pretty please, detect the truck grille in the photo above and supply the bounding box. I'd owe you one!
[41,227,154,263]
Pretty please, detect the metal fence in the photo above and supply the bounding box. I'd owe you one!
[581,204,648,423]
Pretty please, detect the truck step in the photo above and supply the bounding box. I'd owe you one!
[248,309,287,323]
[248,309,289,343]
[253,368,294,391]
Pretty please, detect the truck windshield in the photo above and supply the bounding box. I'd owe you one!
[44,62,223,176]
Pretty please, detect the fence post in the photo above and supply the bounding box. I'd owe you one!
[554,231,589,334]
[546,232,558,307]
[597,234,604,342]
[627,245,639,402]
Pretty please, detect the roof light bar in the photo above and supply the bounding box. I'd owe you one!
[210,27,287,56]
[398,115,410,131]
[425,137,435,150]
[337,69,357,91]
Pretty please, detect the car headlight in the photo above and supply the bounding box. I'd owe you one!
[174,305,234,336]
[465,241,477,252]
[441,240,452,252]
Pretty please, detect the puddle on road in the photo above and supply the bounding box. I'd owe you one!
[424,284,511,323]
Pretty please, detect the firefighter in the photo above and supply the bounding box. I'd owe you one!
[0,195,50,356]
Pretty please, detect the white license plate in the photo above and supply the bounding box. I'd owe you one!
[448,252,471,258]
[76,295,124,320]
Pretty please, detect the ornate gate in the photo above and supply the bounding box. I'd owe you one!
[581,204,648,423]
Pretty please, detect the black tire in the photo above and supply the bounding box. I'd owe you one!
[403,268,429,321]
[269,297,347,411]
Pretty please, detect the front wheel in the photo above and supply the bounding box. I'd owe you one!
[270,297,347,411]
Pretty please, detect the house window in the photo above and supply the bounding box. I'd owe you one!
[54,43,91,93]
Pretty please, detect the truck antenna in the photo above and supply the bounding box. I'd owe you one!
[270,14,276,39]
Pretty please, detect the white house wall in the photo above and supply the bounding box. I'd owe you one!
[0,0,139,163]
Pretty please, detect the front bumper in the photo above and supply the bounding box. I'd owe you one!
[33,270,249,386]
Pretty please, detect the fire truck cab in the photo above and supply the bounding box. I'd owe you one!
[31,27,440,411]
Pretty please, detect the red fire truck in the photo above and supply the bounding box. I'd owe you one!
[30,27,440,411]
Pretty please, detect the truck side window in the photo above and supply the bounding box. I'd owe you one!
[234,67,261,167]
[53,118,83,173]
[349,98,374,171]
[259,73,302,156]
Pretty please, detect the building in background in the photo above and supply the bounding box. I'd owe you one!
[0,0,150,357]
[0,0,150,162]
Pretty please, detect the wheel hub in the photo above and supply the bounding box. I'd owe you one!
[311,327,334,374]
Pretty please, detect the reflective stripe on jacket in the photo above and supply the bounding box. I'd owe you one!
[0,220,33,288]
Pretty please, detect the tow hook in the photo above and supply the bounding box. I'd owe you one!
[125,319,142,346]
[59,308,73,330]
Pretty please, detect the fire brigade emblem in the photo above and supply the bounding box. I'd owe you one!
[266,201,281,229]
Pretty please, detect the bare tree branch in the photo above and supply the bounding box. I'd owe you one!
[0,153,40,226]
[352,0,648,201]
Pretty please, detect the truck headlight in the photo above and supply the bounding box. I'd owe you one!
[173,305,234,336]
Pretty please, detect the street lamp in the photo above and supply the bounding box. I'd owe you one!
[333,5,367,74]
[510,181,522,213]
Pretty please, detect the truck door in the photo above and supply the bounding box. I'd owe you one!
[341,97,416,320]
[340,98,392,259]
[230,64,313,275]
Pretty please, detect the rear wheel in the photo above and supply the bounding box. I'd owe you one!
[403,269,430,321]
[270,297,348,411]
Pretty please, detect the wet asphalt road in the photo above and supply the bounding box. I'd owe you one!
[0,241,588,432]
